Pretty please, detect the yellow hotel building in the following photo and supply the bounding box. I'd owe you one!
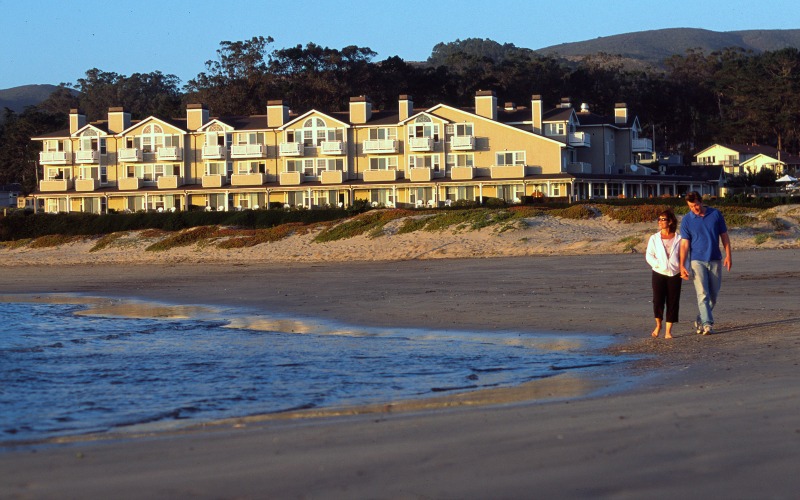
[29,91,717,214]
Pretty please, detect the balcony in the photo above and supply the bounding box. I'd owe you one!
[202,145,226,159]
[280,171,302,185]
[231,173,265,186]
[408,137,433,152]
[202,174,227,188]
[363,169,398,182]
[39,151,70,165]
[363,139,398,154]
[491,165,526,179]
[568,132,591,147]
[75,178,99,191]
[632,137,653,152]
[279,142,304,157]
[320,141,345,155]
[409,167,432,182]
[321,170,344,184]
[118,148,143,162]
[75,150,100,163]
[157,146,182,161]
[118,177,141,190]
[451,166,474,180]
[450,136,475,151]
[230,144,265,159]
[565,162,592,174]
[39,179,73,191]
[157,175,183,189]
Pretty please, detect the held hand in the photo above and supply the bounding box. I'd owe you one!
[680,266,690,280]
[724,255,732,271]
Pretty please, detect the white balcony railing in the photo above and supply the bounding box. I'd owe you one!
[408,137,433,152]
[320,141,345,155]
[279,142,304,156]
[450,135,475,150]
[75,150,100,163]
[118,148,143,162]
[230,144,265,158]
[632,137,653,152]
[568,132,591,147]
[39,151,70,164]
[157,146,182,161]
[363,139,398,154]
[202,145,226,159]
[565,162,592,174]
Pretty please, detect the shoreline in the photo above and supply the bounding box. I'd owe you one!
[1,251,799,497]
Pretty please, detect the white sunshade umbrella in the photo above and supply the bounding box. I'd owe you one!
[776,174,798,183]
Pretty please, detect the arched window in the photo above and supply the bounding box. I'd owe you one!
[141,123,164,153]
[301,117,327,146]
[409,115,439,140]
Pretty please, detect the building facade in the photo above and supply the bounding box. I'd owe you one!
[28,91,717,214]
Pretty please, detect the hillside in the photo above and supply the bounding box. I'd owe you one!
[0,84,63,115]
[536,28,800,67]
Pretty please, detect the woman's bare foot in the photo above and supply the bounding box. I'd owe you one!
[664,332,673,339]
[664,322,674,339]
[651,327,660,338]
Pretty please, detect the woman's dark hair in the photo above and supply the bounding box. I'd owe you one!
[659,209,678,233]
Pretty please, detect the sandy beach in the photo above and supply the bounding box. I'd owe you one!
[1,208,800,498]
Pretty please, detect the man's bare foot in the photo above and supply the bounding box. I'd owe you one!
[651,328,660,338]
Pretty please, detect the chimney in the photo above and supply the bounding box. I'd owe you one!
[560,97,571,109]
[580,103,590,113]
[349,96,372,124]
[108,107,131,134]
[69,109,86,134]
[399,94,414,121]
[614,103,628,124]
[531,95,543,135]
[475,90,497,120]
[267,100,290,128]
[187,103,209,131]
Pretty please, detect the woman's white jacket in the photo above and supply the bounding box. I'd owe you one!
[645,232,682,276]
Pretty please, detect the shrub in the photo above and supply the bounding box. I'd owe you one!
[552,204,596,220]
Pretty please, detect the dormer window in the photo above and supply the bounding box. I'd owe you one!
[79,129,106,154]
[205,124,230,147]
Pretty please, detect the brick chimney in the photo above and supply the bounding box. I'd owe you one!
[349,96,372,124]
[267,100,290,128]
[186,103,209,131]
[475,90,497,121]
[399,94,414,121]
[69,109,86,134]
[531,95,543,134]
[560,97,571,109]
[614,103,628,124]
[108,107,131,134]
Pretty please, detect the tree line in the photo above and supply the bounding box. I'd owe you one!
[2,36,799,194]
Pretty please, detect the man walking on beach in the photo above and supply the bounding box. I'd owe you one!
[679,191,732,335]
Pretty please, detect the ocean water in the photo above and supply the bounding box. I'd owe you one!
[0,297,627,444]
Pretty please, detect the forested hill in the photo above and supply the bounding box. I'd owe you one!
[535,28,800,67]
[0,85,62,114]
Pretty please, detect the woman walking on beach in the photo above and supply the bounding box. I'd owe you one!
[645,209,682,339]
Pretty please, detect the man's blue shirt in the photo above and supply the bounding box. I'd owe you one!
[680,206,727,262]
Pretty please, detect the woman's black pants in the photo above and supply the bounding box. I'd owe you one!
[652,270,682,323]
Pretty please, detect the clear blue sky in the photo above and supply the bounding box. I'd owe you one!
[2,0,798,90]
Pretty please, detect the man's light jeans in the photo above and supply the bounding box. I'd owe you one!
[690,260,722,327]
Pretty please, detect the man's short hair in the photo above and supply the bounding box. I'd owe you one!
[685,191,702,203]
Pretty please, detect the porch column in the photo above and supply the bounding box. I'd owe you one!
[266,189,271,209]
[66,195,71,213]
[307,188,312,208]
[392,185,397,207]
[656,183,661,197]
[144,192,148,211]
[604,182,609,200]
[588,181,593,199]
[479,183,484,203]
[639,183,644,199]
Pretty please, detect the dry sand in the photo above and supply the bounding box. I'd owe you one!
[1,206,800,498]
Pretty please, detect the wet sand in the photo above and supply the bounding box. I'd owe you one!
[1,249,799,498]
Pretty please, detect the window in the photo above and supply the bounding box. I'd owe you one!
[408,115,439,141]
[409,187,433,205]
[409,155,441,171]
[496,151,525,166]
[369,157,397,170]
[369,128,397,140]
[141,124,164,153]
[545,123,566,136]
[453,123,473,136]
[206,162,226,175]
[445,186,474,201]
[237,161,265,174]
[235,132,264,145]
[446,153,474,169]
